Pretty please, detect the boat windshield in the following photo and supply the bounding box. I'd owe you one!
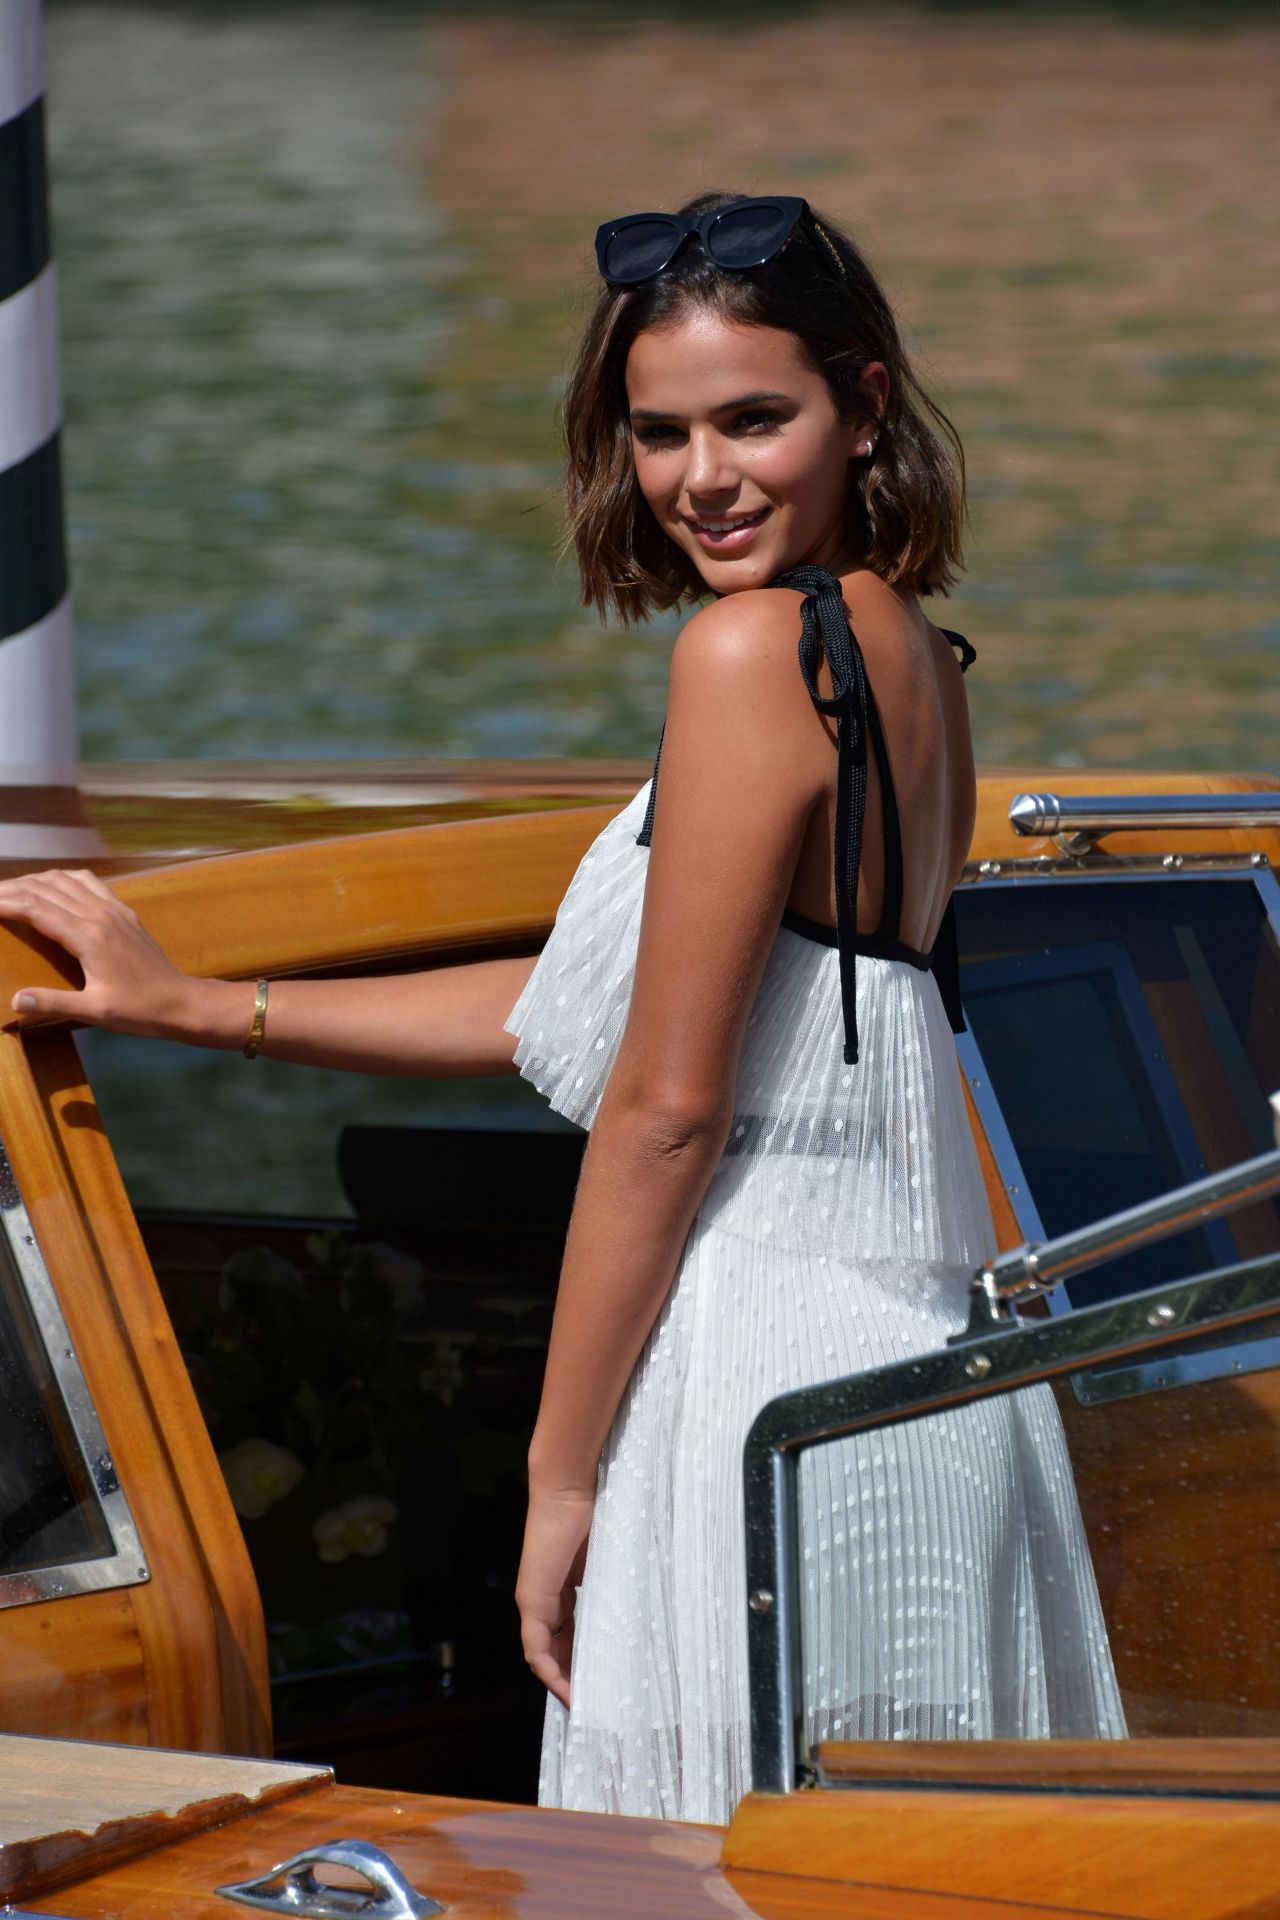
[956,871,1280,1317]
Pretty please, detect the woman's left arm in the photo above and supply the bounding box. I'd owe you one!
[517,591,825,1701]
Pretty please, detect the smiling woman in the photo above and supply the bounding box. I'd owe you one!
[498,189,1124,1825]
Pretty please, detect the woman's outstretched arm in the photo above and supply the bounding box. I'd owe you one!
[0,867,533,1076]
[516,589,827,1703]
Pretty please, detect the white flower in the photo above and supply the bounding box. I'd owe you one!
[219,1438,305,1520]
[312,1495,399,1564]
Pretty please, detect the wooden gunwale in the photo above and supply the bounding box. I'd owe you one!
[2,768,1277,1013]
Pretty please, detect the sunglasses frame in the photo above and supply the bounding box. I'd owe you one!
[594,196,810,287]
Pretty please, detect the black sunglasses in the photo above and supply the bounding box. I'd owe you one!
[594,196,809,287]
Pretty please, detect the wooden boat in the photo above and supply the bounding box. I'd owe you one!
[1,760,1279,1918]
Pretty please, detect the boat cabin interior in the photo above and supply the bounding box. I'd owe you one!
[1,761,1279,1918]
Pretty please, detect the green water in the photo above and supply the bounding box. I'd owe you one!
[47,3,672,767]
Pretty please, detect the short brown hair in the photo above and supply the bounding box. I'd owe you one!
[562,190,966,624]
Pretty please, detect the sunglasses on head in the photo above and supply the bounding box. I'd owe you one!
[594,196,810,287]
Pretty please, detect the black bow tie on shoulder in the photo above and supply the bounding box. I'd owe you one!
[769,565,870,1065]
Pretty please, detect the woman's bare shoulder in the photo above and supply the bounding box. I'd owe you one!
[668,588,809,693]
[659,591,826,808]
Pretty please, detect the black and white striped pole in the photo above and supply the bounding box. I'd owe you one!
[0,0,77,774]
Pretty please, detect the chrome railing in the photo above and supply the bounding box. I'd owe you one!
[1008,790,1280,854]
[960,1145,1280,1339]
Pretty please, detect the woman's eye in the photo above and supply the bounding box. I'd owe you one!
[634,424,680,447]
[735,409,783,435]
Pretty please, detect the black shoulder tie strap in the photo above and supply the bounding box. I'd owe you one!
[636,566,867,1063]
[636,582,976,1058]
[770,563,873,1066]
[635,721,663,849]
[940,626,977,673]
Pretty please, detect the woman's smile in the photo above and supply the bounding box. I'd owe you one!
[685,504,771,551]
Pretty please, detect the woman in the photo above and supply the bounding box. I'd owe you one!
[0,191,1124,1824]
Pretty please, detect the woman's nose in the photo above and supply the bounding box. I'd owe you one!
[685,430,736,497]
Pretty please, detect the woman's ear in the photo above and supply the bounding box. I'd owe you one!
[857,360,890,425]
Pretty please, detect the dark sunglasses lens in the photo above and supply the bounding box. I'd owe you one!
[708,202,794,268]
[604,218,681,283]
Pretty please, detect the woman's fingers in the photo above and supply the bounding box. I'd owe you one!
[0,883,96,956]
[63,867,119,901]
[0,868,192,1038]
[520,1597,574,1707]
[515,1488,594,1711]
[523,1627,572,1706]
[6,985,89,1023]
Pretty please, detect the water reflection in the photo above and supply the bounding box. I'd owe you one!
[46,1,1280,772]
[47,2,672,764]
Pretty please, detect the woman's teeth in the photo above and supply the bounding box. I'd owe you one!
[696,510,765,532]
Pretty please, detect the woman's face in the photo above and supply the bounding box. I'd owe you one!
[625,308,884,594]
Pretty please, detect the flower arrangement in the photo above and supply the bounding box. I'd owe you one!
[178,1232,525,1643]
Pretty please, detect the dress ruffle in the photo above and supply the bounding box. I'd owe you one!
[504,782,653,1130]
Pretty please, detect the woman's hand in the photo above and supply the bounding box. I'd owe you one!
[515,1483,595,1709]
[0,868,235,1042]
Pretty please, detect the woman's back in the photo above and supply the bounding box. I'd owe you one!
[784,568,976,955]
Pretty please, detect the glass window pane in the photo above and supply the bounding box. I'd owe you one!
[0,1211,112,1576]
[794,1307,1280,1760]
[956,877,1280,1309]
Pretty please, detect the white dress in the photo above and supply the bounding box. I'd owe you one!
[504,570,1126,1826]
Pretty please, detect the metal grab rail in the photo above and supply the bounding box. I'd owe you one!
[960,1144,1280,1340]
[1008,790,1280,854]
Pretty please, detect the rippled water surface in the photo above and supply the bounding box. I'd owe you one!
[48,1,1280,774]
[42,1,1280,1210]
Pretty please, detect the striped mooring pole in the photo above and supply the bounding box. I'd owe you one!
[0,0,77,772]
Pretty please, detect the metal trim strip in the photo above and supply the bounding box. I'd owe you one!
[0,1133,150,1611]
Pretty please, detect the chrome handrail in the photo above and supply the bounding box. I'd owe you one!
[1008,790,1280,854]
[960,1144,1280,1338]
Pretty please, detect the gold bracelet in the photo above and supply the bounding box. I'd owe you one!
[243,979,269,1059]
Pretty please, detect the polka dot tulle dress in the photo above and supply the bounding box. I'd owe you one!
[504,569,1126,1826]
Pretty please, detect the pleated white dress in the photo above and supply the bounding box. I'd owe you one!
[505,572,1126,1826]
